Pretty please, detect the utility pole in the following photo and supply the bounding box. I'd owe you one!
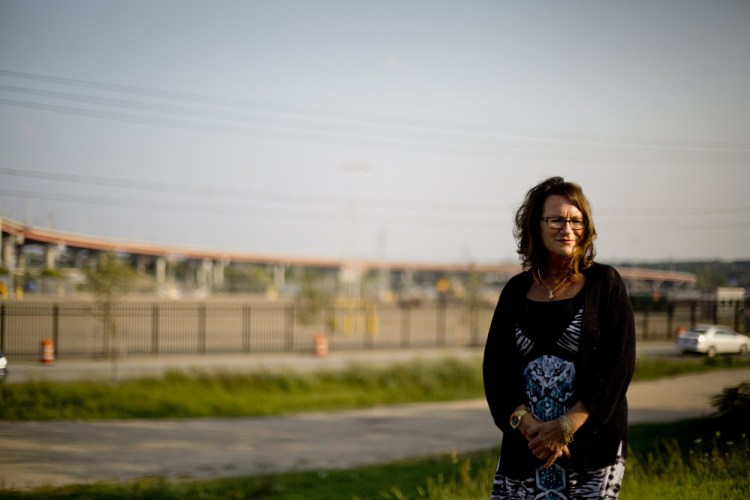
[342,162,370,302]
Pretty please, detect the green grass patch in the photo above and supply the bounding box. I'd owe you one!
[632,355,750,382]
[2,356,750,421]
[1,418,748,499]
[621,418,750,500]
[0,358,483,421]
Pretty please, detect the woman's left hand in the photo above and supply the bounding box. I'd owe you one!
[525,420,571,468]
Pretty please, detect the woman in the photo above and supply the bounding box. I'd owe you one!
[483,177,635,499]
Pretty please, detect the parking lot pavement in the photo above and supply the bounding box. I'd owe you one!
[4,347,485,383]
[5,341,676,384]
[1,365,748,491]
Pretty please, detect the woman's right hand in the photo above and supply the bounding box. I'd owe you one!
[522,416,570,468]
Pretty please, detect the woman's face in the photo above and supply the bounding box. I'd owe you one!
[540,194,584,261]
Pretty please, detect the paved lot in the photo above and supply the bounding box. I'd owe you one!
[3,342,680,384]
[4,348,488,384]
[1,348,748,491]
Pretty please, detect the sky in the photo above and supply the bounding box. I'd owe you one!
[1,0,749,265]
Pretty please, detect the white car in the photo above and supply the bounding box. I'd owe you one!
[675,324,750,357]
[0,352,6,383]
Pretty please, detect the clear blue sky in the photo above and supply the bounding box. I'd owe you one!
[1,0,749,264]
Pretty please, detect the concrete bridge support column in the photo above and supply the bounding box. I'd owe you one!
[135,255,150,275]
[44,243,61,270]
[274,264,286,294]
[378,267,391,301]
[213,259,226,289]
[1,234,15,272]
[11,235,25,276]
[197,259,213,290]
[155,257,167,285]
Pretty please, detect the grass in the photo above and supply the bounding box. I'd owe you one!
[0,358,483,420]
[2,356,750,421]
[631,355,750,382]
[621,419,750,499]
[1,418,747,499]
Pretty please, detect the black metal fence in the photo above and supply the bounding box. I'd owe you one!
[0,299,493,360]
[0,298,746,360]
[632,298,748,341]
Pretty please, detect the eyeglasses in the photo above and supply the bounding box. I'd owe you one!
[541,217,586,230]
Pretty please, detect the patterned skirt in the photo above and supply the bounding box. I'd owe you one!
[491,443,625,500]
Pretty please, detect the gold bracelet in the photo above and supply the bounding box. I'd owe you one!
[557,415,574,445]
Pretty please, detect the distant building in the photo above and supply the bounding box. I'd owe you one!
[716,287,746,309]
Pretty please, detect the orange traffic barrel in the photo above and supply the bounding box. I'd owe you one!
[40,339,55,364]
[314,333,328,357]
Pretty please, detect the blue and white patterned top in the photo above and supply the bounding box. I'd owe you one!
[516,303,583,421]
[515,297,584,496]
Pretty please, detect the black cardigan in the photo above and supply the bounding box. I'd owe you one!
[483,263,636,477]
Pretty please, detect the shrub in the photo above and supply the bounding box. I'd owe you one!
[710,382,750,432]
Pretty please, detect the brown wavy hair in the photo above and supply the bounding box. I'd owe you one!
[514,176,597,276]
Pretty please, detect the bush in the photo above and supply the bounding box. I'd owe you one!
[710,382,750,432]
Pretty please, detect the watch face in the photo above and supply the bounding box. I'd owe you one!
[511,415,520,428]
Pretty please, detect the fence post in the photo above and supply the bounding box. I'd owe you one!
[712,300,718,325]
[437,300,447,347]
[242,304,251,353]
[151,304,159,356]
[286,305,295,352]
[735,303,743,333]
[470,308,482,347]
[0,304,5,352]
[666,303,674,339]
[690,301,697,328]
[364,303,374,350]
[198,304,206,354]
[400,304,410,348]
[52,304,60,358]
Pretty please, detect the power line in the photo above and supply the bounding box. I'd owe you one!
[1,84,520,152]
[0,189,507,229]
[0,167,510,215]
[4,95,748,165]
[4,168,749,217]
[1,70,749,164]
[3,69,748,151]
[2,188,747,234]
[612,222,750,231]
[599,206,750,216]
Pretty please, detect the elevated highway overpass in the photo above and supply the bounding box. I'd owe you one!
[1,216,696,293]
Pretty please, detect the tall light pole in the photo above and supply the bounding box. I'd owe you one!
[342,162,370,302]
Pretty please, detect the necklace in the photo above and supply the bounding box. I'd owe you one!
[536,268,568,299]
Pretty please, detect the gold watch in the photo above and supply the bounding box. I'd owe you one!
[509,408,529,430]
